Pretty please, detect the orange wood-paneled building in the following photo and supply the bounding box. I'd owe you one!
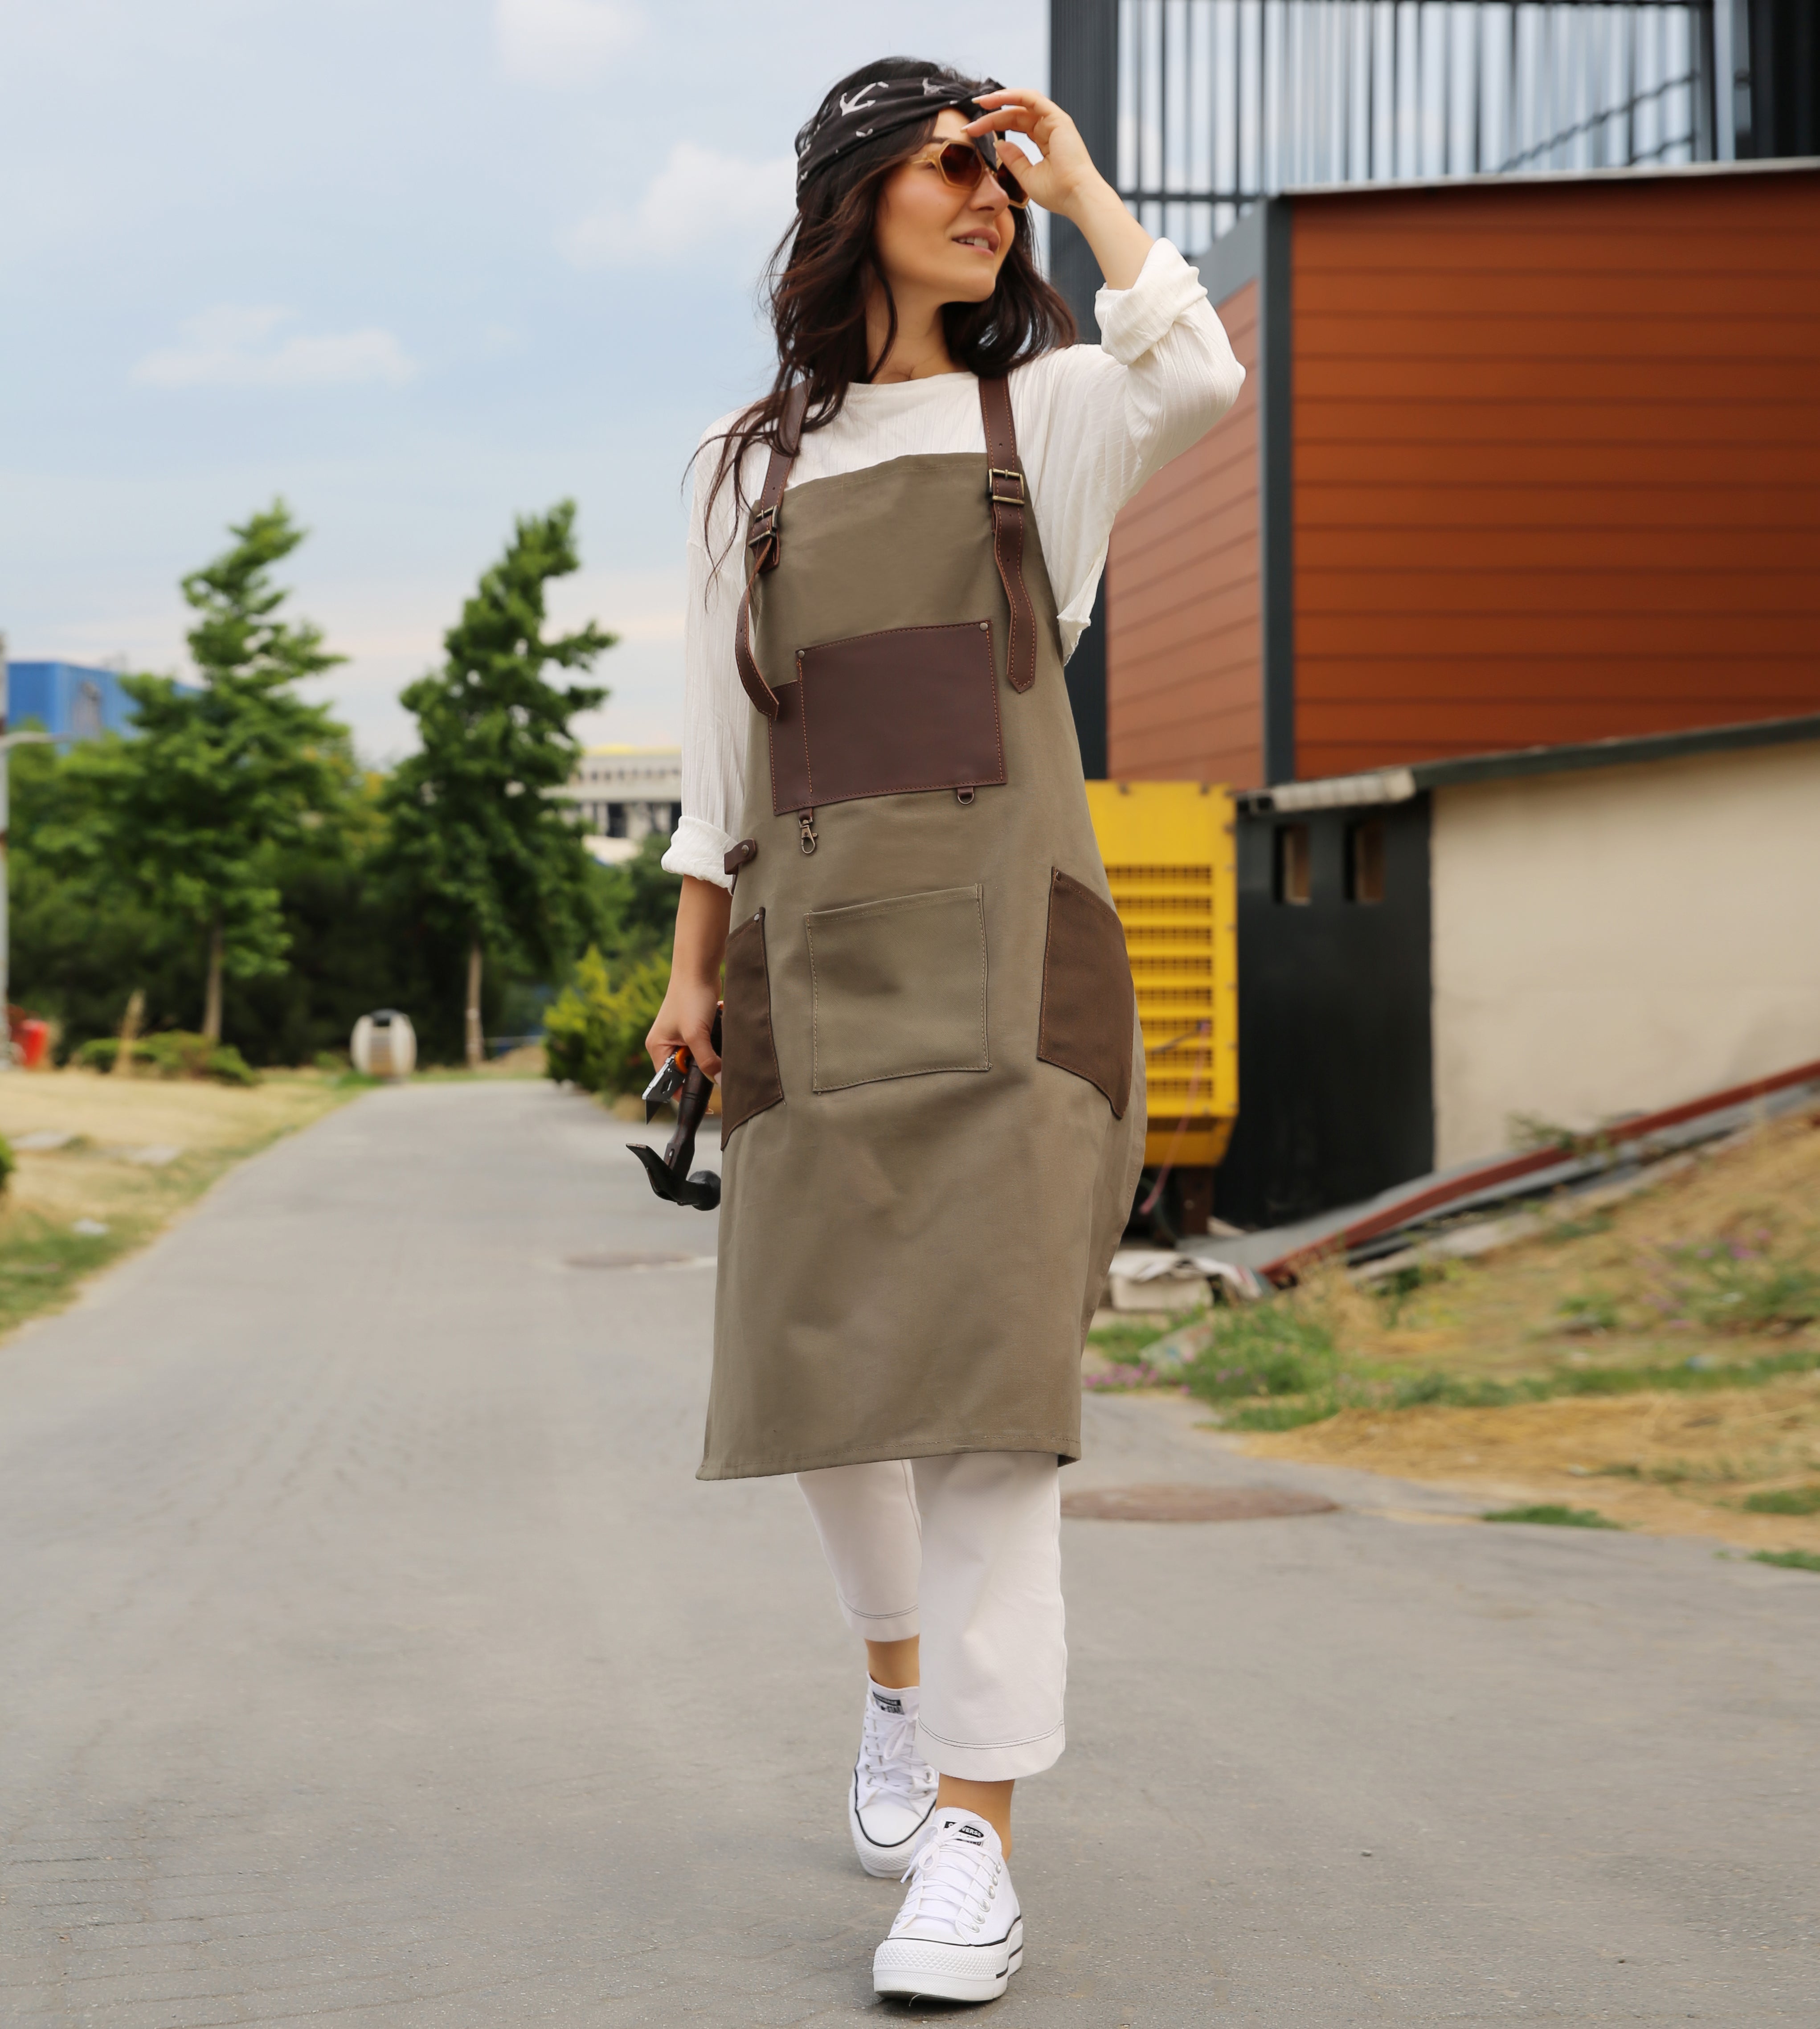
[1106,160,1820,788]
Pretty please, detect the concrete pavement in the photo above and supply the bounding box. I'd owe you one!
[1,1080,1815,2025]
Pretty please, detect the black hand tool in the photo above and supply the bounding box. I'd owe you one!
[627,1007,723,1211]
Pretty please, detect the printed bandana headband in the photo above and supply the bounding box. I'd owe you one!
[794,68,1006,200]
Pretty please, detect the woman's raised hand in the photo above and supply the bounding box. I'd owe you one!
[965,87,1103,219]
[969,85,1153,293]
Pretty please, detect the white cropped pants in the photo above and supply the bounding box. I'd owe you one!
[795,1451,1066,1782]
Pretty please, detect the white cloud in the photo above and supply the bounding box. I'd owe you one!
[566,142,795,266]
[495,0,641,88]
[132,306,418,390]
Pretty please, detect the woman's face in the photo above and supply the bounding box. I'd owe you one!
[872,107,1015,305]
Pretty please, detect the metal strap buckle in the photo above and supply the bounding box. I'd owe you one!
[988,467,1025,504]
[747,504,779,547]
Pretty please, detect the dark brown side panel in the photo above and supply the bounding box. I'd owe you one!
[1037,869,1135,1118]
[769,619,1005,813]
[720,908,784,1141]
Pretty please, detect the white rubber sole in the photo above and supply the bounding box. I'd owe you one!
[873,1916,1023,2004]
[854,1837,921,1880]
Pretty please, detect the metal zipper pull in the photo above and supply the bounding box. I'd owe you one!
[798,808,818,855]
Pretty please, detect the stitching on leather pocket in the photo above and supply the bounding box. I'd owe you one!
[1036,869,1134,1118]
[806,885,990,1094]
[721,908,784,1140]
[770,620,1005,815]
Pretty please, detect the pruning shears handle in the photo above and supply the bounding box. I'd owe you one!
[627,1006,723,1212]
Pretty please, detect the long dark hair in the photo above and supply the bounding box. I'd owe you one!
[699,57,1076,561]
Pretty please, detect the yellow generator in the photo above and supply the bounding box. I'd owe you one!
[1084,781,1238,1233]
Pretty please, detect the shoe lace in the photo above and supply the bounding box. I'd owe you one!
[896,1828,1002,1935]
[857,1700,937,1812]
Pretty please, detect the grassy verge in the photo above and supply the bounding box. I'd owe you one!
[0,1068,355,1344]
[1483,1503,1622,1530]
[1089,1106,1820,1553]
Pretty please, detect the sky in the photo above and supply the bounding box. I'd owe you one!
[0,0,1046,764]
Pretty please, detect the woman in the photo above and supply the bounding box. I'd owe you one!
[651,58,1243,2005]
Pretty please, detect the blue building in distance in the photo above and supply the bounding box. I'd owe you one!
[6,662,176,740]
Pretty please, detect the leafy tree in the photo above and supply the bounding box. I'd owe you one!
[589,832,684,970]
[381,501,613,1066]
[37,503,351,1042]
[9,737,199,1046]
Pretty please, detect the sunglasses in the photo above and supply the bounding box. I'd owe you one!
[918,136,1028,211]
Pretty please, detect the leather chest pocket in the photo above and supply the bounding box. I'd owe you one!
[769,621,1005,815]
[721,908,784,1140]
[1037,869,1135,1118]
[806,885,990,1093]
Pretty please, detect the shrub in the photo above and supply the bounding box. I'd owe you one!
[0,1133,13,1191]
[74,1031,259,1086]
[1183,1301,1340,1405]
[544,948,671,1098]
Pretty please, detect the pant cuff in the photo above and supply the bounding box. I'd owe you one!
[838,1599,920,1643]
[918,1720,1065,1783]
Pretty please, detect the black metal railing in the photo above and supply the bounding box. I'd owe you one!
[1109,1,1722,250]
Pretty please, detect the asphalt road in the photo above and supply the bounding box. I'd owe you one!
[2,1080,1815,2027]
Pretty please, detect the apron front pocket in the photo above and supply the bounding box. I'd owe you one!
[770,620,1005,815]
[1037,869,1136,1118]
[721,908,785,1139]
[806,885,990,1093]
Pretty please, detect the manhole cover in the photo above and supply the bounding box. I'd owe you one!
[1061,1482,1339,1523]
[564,1251,710,1271]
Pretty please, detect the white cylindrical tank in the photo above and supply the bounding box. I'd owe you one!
[351,1009,417,1080]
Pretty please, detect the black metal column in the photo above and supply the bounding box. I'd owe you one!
[1049,0,1119,333]
[1259,199,1296,786]
[1741,0,1820,156]
[1050,0,1120,779]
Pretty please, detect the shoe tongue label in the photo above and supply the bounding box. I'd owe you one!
[871,1689,905,1715]
[953,1820,985,1841]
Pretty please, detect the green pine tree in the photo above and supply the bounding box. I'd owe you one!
[381,502,614,1067]
[47,503,351,1042]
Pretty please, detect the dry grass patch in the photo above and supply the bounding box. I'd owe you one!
[1243,1373,1820,1552]
[1188,1107,1820,1550]
[1365,1109,1820,1381]
[0,1068,352,1343]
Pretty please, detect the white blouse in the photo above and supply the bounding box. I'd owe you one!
[662,237,1245,891]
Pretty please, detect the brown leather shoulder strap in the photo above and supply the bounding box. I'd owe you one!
[734,383,809,720]
[979,375,1037,694]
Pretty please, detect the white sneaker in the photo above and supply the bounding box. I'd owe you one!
[849,1680,938,1878]
[872,1808,1023,2004]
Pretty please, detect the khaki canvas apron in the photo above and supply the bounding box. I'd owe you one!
[699,376,1145,1481]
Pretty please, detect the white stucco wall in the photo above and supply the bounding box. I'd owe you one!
[1431,740,1820,1168]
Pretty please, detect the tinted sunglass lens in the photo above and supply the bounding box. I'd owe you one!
[977,138,1029,209]
[937,140,1027,209]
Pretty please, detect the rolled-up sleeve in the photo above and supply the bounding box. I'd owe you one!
[662,429,749,891]
[1018,238,1245,656]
